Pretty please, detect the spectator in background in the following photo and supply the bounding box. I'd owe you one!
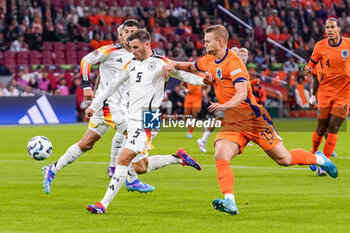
[283,56,299,74]
[6,84,19,96]
[9,35,27,52]
[253,10,267,28]
[79,10,91,27]
[21,85,35,96]
[37,71,51,92]
[56,78,69,96]
[89,8,101,25]
[90,33,102,50]
[29,34,44,51]
[295,75,310,109]
[0,82,8,96]
[252,79,267,106]
[76,0,89,17]
[169,85,184,115]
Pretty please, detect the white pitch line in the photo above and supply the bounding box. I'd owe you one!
[1,159,350,172]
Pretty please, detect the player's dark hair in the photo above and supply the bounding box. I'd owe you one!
[123,19,142,29]
[127,29,151,43]
[326,17,340,27]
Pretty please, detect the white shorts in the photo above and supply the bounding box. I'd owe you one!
[88,106,128,136]
[125,126,159,155]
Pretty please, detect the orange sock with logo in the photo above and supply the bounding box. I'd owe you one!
[290,149,317,165]
[323,133,337,158]
[216,159,234,194]
[311,131,323,154]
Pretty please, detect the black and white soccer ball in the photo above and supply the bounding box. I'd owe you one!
[27,136,53,160]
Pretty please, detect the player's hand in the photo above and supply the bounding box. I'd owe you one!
[309,95,316,108]
[85,107,95,118]
[84,88,95,100]
[208,102,225,114]
[203,71,214,85]
[304,66,313,76]
[162,62,176,77]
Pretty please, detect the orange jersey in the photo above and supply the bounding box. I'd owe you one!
[307,37,350,97]
[186,84,202,98]
[195,49,261,123]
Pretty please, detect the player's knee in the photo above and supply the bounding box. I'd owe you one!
[78,140,94,152]
[327,125,339,134]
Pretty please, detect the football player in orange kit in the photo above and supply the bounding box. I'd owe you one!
[305,17,349,175]
[163,24,338,216]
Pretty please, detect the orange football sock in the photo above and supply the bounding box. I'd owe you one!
[290,149,317,165]
[311,131,323,154]
[188,126,195,134]
[323,133,337,158]
[216,159,234,194]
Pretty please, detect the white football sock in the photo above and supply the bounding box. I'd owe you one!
[52,143,83,173]
[110,132,126,167]
[127,162,138,183]
[315,155,325,166]
[201,129,212,143]
[100,164,128,209]
[224,194,235,203]
[146,155,181,173]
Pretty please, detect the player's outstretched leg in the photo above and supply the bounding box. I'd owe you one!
[87,202,106,214]
[42,165,55,194]
[176,149,202,170]
[212,198,238,215]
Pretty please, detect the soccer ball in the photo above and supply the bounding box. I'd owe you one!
[27,136,53,160]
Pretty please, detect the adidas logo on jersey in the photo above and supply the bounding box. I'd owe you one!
[130,67,136,72]
[116,58,123,63]
[18,95,59,124]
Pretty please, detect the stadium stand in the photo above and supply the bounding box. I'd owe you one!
[0,0,349,119]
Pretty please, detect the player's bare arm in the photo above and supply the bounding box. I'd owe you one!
[162,61,198,77]
[207,82,248,114]
[93,75,100,95]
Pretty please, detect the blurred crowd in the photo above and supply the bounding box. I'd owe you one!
[0,0,349,116]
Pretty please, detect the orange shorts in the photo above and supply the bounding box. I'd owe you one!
[184,98,202,114]
[317,94,349,119]
[215,113,282,153]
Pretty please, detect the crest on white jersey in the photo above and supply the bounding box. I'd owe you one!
[148,62,156,70]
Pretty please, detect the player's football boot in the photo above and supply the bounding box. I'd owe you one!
[107,166,115,178]
[186,133,192,138]
[176,149,202,170]
[309,164,317,171]
[87,202,106,214]
[42,165,55,194]
[126,179,155,193]
[316,167,327,176]
[197,138,207,153]
[316,151,338,178]
[331,151,337,157]
[212,198,238,216]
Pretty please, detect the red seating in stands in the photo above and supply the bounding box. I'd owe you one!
[66,57,78,65]
[65,42,77,51]
[54,59,65,65]
[29,59,41,65]
[17,58,29,65]
[54,50,65,60]
[78,50,89,62]
[77,42,90,51]
[4,51,15,59]
[29,50,41,60]
[43,42,53,51]
[254,27,266,43]
[42,59,53,65]
[53,42,65,50]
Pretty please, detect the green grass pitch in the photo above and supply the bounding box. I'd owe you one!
[1,120,350,233]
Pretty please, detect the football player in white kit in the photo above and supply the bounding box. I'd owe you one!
[42,20,155,194]
[86,29,209,214]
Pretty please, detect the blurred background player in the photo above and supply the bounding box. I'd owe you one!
[197,47,250,153]
[305,18,348,175]
[42,20,156,194]
[163,24,338,216]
